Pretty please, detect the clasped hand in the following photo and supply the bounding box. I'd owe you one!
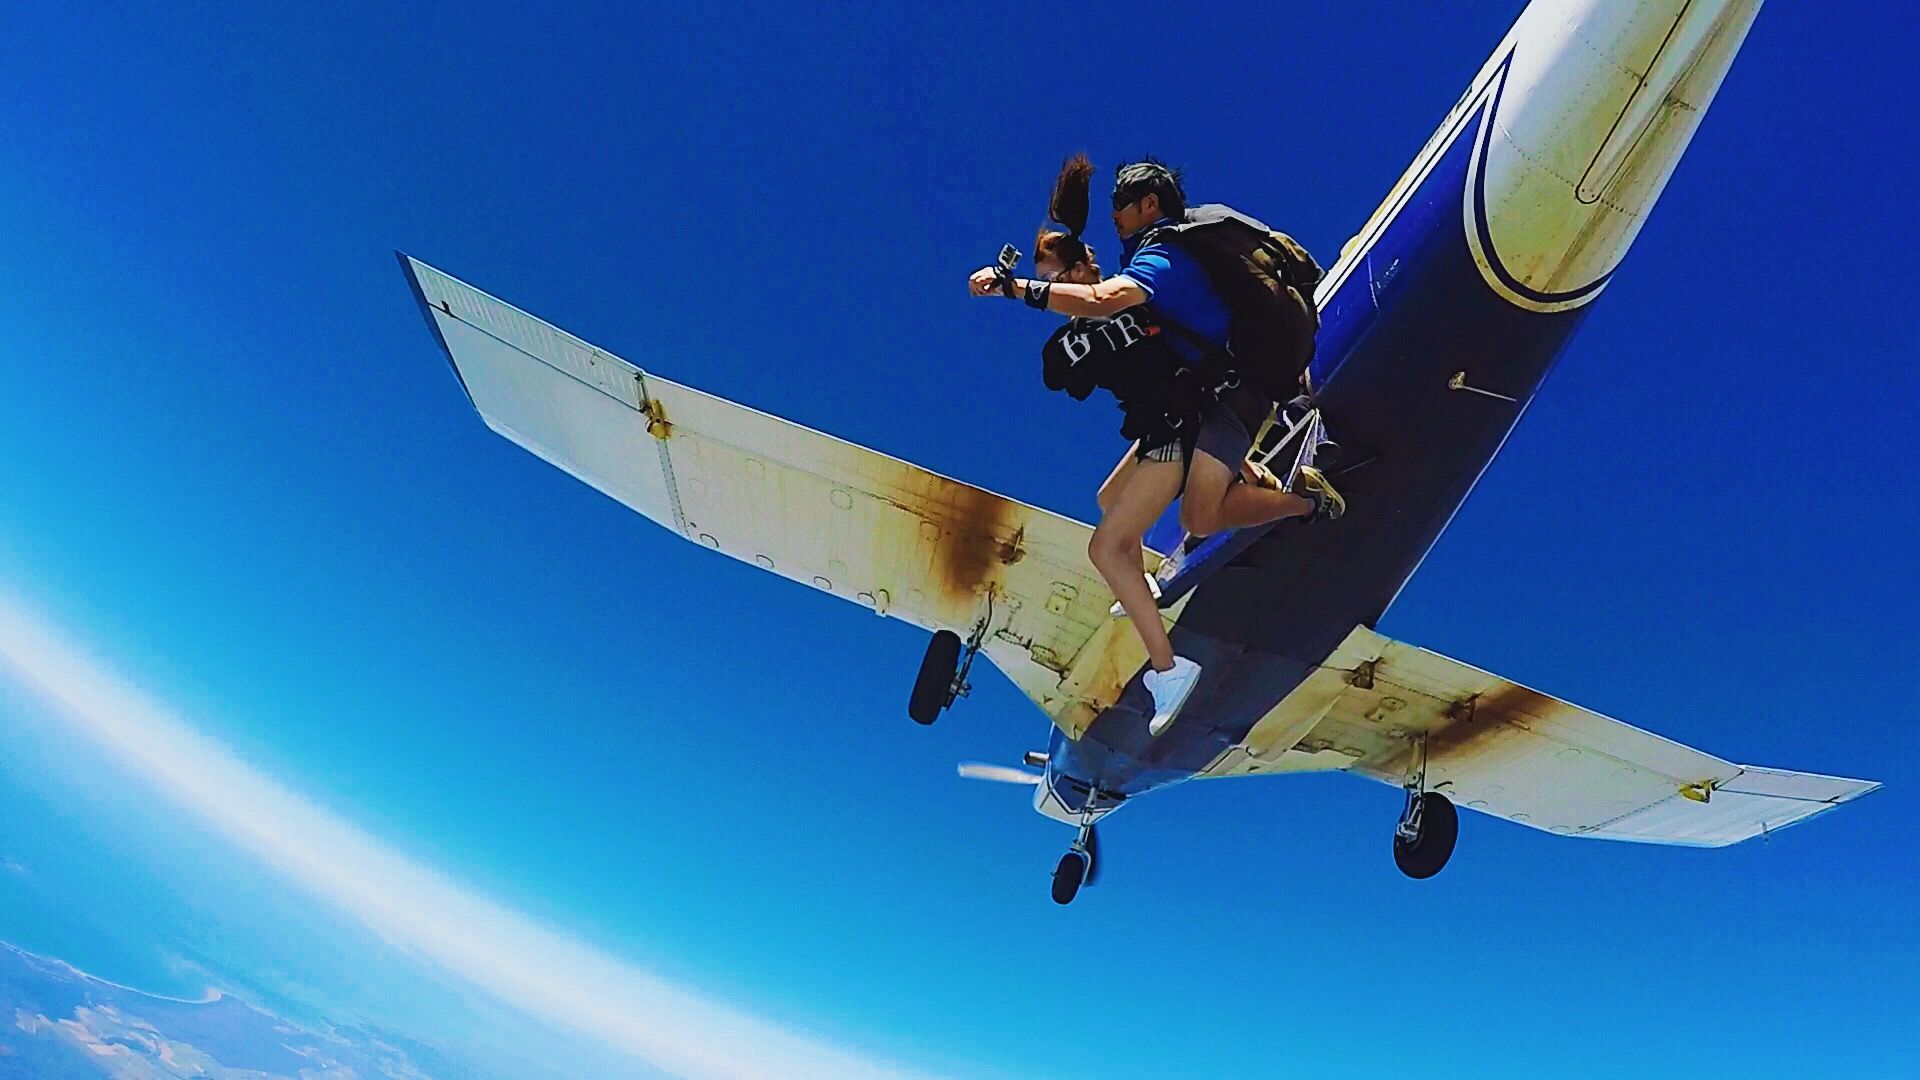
[968,266,1010,297]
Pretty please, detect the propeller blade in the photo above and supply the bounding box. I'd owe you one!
[1084,824,1102,885]
[956,762,1043,785]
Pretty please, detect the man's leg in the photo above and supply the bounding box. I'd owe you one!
[1180,449,1313,537]
[1241,458,1280,489]
[1088,458,1186,672]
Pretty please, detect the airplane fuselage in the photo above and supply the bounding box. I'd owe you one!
[1043,0,1765,814]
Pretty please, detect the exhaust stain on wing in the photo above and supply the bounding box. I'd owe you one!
[926,478,1023,606]
[1379,680,1551,775]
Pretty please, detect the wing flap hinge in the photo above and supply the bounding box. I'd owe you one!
[642,398,673,440]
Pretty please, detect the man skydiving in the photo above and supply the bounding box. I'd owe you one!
[970,157,1343,736]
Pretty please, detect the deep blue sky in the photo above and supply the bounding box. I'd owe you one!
[1,1,1915,1076]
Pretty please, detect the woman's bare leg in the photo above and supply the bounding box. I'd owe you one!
[1096,442,1142,514]
[1088,458,1186,672]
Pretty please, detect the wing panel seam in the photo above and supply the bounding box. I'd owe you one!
[636,375,690,537]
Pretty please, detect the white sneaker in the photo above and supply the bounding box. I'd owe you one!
[1109,573,1164,618]
[1143,657,1202,736]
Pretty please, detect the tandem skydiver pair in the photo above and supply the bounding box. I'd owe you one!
[969,155,1344,737]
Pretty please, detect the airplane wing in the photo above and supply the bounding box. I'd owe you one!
[1201,626,1879,846]
[400,255,1151,731]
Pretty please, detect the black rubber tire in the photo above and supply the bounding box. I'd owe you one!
[1051,851,1088,905]
[908,630,963,724]
[1392,792,1459,880]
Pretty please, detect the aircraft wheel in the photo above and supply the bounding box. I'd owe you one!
[1393,792,1458,880]
[908,630,963,724]
[1051,851,1088,905]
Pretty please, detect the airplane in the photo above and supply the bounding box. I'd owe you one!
[399,0,1877,905]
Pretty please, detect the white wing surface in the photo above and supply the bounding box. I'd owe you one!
[401,255,1154,732]
[1202,626,1878,846]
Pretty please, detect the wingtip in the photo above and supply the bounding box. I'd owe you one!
[393,252,477,409]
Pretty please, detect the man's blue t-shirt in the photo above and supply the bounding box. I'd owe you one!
[1118,219,1230,363]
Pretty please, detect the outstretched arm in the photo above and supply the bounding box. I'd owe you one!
[1033,276,1150,317]
[967,268,1149,316]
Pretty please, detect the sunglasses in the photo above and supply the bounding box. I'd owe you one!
[1111,190,1145,212]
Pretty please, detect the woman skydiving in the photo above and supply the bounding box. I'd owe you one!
[970,154,1341,735]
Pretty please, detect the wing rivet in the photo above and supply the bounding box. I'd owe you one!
[1045,582,1077,615]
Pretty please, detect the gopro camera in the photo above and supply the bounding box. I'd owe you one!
[997,243,1021,273]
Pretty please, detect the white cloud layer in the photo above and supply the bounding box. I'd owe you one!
[0,591,942,1080]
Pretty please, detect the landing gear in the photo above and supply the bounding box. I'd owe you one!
[908,630,962,724]
[1050,824,1100,905]
[1393,791,1458,879]
[1051,850,1088,905]
[1393,734,1458,879]
[906,597,993,725]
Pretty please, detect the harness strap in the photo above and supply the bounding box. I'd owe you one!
[1131,225,1243,398]
[1144,301,1242,399]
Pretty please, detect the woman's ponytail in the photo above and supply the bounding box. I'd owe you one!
[1038,153,1094,272]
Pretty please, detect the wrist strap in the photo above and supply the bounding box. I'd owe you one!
[1022,280,1052,309]
[992,265,1016,297]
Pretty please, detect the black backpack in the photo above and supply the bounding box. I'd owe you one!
[1141,203,1324,404]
